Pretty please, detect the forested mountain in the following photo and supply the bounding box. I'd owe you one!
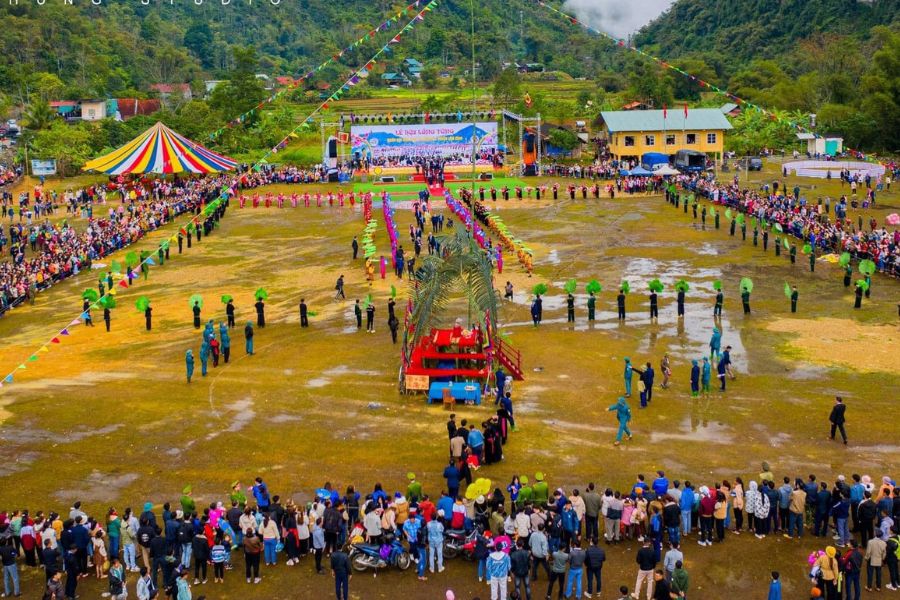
[0,0,604,105]
[635,0,900,68]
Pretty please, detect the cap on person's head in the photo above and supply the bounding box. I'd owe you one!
[826,546,836,558]
[407,472,416,481]
[476,495,485,504]
[535,472,544,482]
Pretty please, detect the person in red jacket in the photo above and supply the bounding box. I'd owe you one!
[698,487,716,547]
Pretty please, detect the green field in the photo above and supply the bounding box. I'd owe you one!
[353,176,528,195]
[0,160,897,598]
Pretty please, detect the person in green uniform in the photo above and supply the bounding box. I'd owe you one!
[587,292,596,322]
[517,476,533,513]
[566,293,575,323]
[843,265,852,287]
[230,482,247,510]
[714,209,719,229]
[854,282,863,308]
[741,286,751,314]
[729,218,736,236]
[533,473,550,507]
[181,486,196,515]
[407,473,423,503]
[864,275,871,298]
[790,286,799,313]
[741,220,747,241]
[809,249,816,272]
[789,243,797,264]
[700,205,706,227]
[763,229,769,251]
[775,236,781,256]
[753,228,759,246]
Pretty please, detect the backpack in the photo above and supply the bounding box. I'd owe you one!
[109,572,124,595]
[889,536,900,560]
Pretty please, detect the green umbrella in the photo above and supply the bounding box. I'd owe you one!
[221,294,233,304]
[783,237,790,250]
[81,289,99,302]
[111,260,122,274]
[254,288,269,301]
[99,295,117,309]
[774,223,783,233]
[802,243,812,254]
[532,283,548,296]
[620,281,630,295]
[363,294,373,309]
[135,296,150,312]
[740,277,754,293]
[563,279,577,294]
[390,285,397,298]
[725,208,733,220]
[125,251,139,267]
[713,280,722,291]
[648,279,664,293]
[585,280,602,294]
[856,279,870,292]
[838,252,851,267]
[675,279,690,293]
[189,294,203,309]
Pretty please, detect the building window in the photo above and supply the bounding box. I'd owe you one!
[624,136,635,147]
[686,133,696,144]
[707,132,717,144]
[644,135,655,146]
[666,134,676,145]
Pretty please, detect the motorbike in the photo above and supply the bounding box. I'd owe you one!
[442,528,478,560]
[348,533,412,574]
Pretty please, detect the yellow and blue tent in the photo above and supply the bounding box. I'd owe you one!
[83,121,237,175]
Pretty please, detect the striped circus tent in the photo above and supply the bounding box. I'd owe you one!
[83,121,238,175]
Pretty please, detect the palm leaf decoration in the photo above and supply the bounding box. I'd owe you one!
[784,282,792,298]
[783,237,791,250]
[775,223,784,233]
[390,285,397,299]
[363,294,374,309]
[648,279,664,293]
[407,228,500,355]
[81,288,99,302]
[708,206,716,217]
[585,280,602,294]
[725,208,732,220]
[563,279,577,294]
[736,213,745,225]
[858,259,876,275]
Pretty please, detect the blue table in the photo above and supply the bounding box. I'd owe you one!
[427,382,481,405]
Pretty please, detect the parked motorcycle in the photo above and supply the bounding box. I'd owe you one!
[348,534,412,574]
[442,528,477,560]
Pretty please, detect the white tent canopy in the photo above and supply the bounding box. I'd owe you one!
[653,165,680,175]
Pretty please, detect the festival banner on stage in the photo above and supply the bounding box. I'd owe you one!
[350,122,498,163]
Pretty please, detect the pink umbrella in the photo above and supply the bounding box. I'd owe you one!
[886,213,899,226]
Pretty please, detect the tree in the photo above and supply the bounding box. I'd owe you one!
[406,227,499,369]
[548,127,579,152]
[31,120,94,175]
[184,22,214,68]
[492,67,521,107]
[209,46,265,124]
[22,98,56,130]
[420,65,439,90]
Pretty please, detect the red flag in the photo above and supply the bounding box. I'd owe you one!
[119,279,129,288]
[51,337,60,344]
[684,103,689,118]
[663,104,667,120]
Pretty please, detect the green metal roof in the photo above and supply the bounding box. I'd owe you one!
[600,108,733,133]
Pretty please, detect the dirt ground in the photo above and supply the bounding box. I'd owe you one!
[0,165,898,599]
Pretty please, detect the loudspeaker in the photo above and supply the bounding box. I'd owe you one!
[327,139,338,159]
[380,176,396,183]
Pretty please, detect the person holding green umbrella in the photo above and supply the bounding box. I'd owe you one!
[192,300,201,328]
[587,292,596,321]
[741,285,751,314]
[808,247,816,272]
[843,264,853,287]
[790,285,799,313]
[789,243,797,264]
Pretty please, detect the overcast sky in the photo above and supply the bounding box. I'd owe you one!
[562,0,675,37]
